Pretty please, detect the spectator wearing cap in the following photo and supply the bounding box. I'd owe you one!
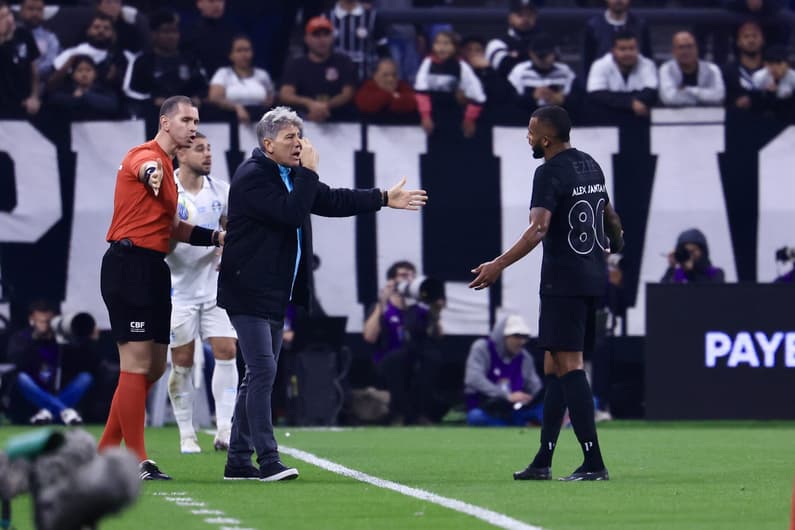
[485,0,539,77]
[752,45,795,121]
[0,0,40,117]
[658,31,724,107]
[327,0,391,82]
[586,29,657,123]
[464,314,544,427]
[279,16,357,122]
[583,0,652,77]
[354,57,417,123]
[507,33,581,121]
[17,0,60,85]
[182,0,240,78]
[123,8,208,113]
[722,20,765,111]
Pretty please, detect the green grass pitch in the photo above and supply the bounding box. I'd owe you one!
[1,421,792,529]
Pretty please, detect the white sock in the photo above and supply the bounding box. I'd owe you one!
[168,364,195,439]
[212,359,238,434]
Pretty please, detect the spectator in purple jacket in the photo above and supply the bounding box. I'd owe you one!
[661,228,726,284]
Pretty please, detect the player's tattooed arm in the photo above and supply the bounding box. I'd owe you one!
[604,202,624,253]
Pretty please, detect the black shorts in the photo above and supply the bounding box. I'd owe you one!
[100,240,172,344]
[537,295,597,353]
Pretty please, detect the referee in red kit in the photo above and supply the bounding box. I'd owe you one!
[98,95,225,480]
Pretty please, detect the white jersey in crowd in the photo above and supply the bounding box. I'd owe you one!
[507,60,577,102]
[658,59,725,106]
[209,66,275,106]
[752,67,795,99]
[586,52,658,93]
[166,169,229,305]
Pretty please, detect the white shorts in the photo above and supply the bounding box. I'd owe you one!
[170,300,237,347]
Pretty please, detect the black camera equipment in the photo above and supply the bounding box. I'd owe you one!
[775,247,794,262]
[674,247,691,264]
[51,313,95,345]
[395,276,446,304]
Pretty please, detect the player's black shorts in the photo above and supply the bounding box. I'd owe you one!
[537,295,598,353]
[100,239,172,344]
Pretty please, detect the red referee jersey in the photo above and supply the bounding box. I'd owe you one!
[106,140,177,253]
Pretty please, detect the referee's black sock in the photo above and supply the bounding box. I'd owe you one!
[530,374,566,469]
[560,369,605,471]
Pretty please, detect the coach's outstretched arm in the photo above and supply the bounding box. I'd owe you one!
[469,206,551,290]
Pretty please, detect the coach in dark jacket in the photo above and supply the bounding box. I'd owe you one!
[218,106,427,482]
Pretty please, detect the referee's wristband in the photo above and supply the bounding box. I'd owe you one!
[382,189,389,207]
[189,226,218,247]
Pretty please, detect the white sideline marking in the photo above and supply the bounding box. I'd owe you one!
[280,446,545,530]
[157,491,255,530]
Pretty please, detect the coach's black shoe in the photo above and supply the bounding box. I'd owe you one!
[259,461,299,482]
[139,460,172,481]
[558,466,609,481]
[224,464,260,480]
[513,465,551,481]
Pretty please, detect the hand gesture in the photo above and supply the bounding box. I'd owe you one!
[631,99,649,117]
[421,116,434,135]
[299,137,319,171]
[148,159,164,196]
[469,259,503,290]
[508,391,532,404]
[306,100,330,122]
[379,279,396,305]
[235,104,251,123]
[386,176,427,210]
[461,119,476,138]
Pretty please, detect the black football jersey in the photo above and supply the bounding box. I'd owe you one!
[530,148,610,296]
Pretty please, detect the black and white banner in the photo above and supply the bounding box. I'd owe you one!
[1,108,792,334]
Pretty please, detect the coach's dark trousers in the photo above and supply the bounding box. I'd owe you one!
[227,314,284,468]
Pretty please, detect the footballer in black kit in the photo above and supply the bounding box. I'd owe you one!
[469,105,623,481]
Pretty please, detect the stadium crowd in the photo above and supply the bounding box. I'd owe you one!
[1,0,794,126]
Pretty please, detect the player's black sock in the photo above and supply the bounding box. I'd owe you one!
[530,374,566,468]
[560,369,605,471]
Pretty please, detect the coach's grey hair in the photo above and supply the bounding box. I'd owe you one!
[256,106,303,142]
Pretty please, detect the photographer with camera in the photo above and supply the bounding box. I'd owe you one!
[363,260,446,425]
[660,228,725,284]
[774,246,795,282]
[5,300,98,426]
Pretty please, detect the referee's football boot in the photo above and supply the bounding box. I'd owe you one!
[558,465,609,481]
[259,461,299,482]
[513,465,551,481]
[139,460,172,480]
